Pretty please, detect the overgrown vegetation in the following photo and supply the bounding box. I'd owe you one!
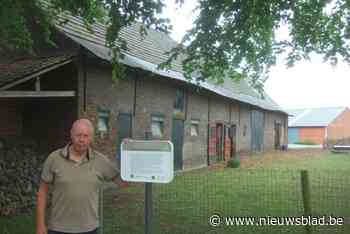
[1,0,350,89]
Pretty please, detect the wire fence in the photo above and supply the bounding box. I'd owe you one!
[100,169,350,234]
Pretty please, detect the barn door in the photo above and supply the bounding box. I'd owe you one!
[230,125,237,158]
[172,119,184,171]
[117,113,132,163]
[216,123,224,161]
[251,110,264,152]
[274,122,281,149]
[208,123,217,165]
[224,125,231,161]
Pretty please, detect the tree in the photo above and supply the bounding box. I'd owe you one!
[1,0,350,90]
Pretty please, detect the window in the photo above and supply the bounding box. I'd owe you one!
[190,120,199,136]
[243,124,247,137]
[98,109,110,133]
[174,89,185,112]
[151,115,164,138]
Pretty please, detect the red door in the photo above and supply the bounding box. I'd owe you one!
[216,123,224,161]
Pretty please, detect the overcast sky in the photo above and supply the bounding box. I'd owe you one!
[162,0,350,110]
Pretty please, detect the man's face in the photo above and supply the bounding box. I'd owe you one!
[71,123,92,154]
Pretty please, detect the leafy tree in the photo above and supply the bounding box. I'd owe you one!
[1,0,349,89]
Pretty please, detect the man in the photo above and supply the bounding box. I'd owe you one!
[36,119,126,234]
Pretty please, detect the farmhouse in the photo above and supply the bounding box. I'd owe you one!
[288,107,350,146]
[0,13,288,170]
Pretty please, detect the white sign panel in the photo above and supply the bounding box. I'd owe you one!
[121,140,174,183]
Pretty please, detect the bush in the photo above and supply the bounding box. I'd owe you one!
[227,158,240,168]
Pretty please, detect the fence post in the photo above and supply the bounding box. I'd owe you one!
[300,170,312,234]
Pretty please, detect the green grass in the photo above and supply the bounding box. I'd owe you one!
[267,152,350,170]
[2,152,350,234]
[0,213,35,234]
[103,152,350,234]
[121,169,348,234]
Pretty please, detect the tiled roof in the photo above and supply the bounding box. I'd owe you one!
[0,53,75,88]
[287,107,347,127]
[53,13,286,114]
[3,1,286,114]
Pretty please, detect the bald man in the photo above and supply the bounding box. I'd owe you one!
[36,119,125,234]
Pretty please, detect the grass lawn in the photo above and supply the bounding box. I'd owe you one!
[240,149,350,170]
[101,150,350,234]
[0,213,36,234]
[2,150,350,234]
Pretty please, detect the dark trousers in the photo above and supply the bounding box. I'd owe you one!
[48,229,98,234]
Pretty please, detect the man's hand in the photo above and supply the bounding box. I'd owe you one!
[112,176,129,188]
[119,180,129,188]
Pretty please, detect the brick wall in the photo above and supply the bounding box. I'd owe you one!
[183,89,209,170]
[80,65,135,160]
[327,108,350,140]
[299,127,325,144]
[229,102,240,125]
[209,95,231,122]
[133,75,175,141]
[78,58,288,169]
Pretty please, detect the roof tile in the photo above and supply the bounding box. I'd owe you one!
[0,53,76,87]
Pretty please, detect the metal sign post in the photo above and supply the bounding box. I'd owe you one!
[121,138,174,234]
[145,132,152,234]
[145,182,152,234]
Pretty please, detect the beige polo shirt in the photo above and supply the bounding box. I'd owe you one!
[41,144,118,233]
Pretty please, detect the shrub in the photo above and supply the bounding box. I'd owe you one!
[227,158,240,168]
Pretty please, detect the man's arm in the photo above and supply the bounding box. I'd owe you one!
[36,181,49,234]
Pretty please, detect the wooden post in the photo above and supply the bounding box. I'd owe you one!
[300,170,312,234]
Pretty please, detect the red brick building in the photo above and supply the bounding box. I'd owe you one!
[288,107,350,145]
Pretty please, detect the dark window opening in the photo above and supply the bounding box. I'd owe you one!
[174,89,185,112]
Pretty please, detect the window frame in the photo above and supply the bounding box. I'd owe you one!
[190,119,200,137]
[151,114,165,138]
[97,108,110,134]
